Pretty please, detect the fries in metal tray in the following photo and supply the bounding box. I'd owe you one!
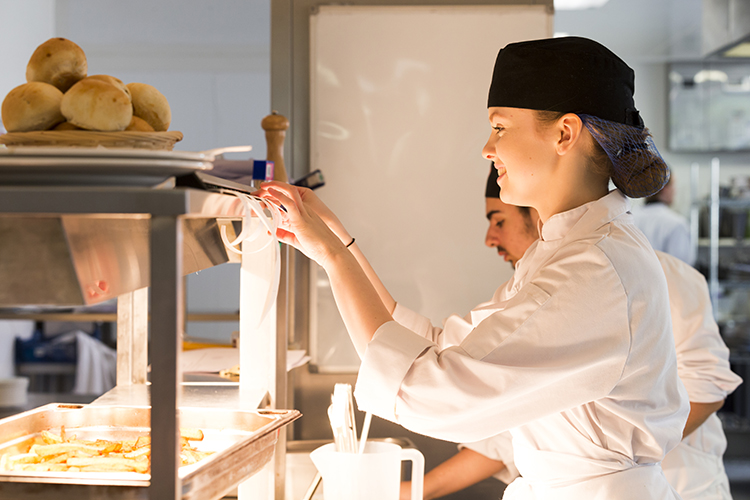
[0,426,214,474]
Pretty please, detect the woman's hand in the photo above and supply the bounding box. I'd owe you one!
[257,181,347,268]
[285,183,352,243]
[260,181,394,355]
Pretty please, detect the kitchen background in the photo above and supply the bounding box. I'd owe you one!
[0,0,749,499]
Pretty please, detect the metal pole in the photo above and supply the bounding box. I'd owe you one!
[148,216,184,500]
[689,162,700,269]
[710,158,721,315]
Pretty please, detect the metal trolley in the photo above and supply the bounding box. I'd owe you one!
[0,180,298,500]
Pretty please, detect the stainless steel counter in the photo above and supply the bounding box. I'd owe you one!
[0,399,300,500]
[0,185,277,500]
[92,383,244,410]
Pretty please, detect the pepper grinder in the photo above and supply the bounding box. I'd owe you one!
[261,111,290,182]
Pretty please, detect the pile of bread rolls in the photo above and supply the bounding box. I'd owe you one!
[1,38,171,133]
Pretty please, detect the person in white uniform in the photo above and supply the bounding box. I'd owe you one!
[401,169,742,500]
[259,37,689,499]
[632,175,695,266]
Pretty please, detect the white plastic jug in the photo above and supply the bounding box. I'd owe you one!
[309,441,424,500]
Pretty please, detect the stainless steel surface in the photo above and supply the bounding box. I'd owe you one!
[703,0,750,56]
[0,215,229,307]
[690,163,700,267]
[150,215,183,500]
[274,244,293,499]
[710,158,720,313]
[0,403,300,500]
[0,218,84,305]
[0,185,289,499]
[0,147,212,187]
[91,383,253,409]
[0,186,246,218]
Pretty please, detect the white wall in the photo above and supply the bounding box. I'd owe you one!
[0,0,55,112]
[308,5,552,370]
[0,0,53,374]
[54,0,271,341]
[53,0,271,154]
[0,0,272,343]
[555,0,750,217]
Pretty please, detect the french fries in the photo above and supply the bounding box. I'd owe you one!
[0,426,214,474]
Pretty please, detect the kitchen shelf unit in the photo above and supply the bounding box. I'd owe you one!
[690,159,750,426]
[0,184,297,500]
[0,312,240,322]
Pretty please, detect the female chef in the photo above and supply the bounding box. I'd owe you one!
[397,168,742,500]
[259,36,690,499]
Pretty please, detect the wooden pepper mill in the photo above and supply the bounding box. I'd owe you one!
[261,111,290,183]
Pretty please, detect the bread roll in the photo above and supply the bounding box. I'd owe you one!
[1,82,65,132]
[125,115,155,132]
[26,38,87,93]
[87,74,131,100]
[126,82,171,131]
[53,121,83,131]
[61,78,132,131]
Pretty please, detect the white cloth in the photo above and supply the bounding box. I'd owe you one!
[461,251,742,498]
[633,202,694,266]
[53,330,116,395]
[355,190,689,499]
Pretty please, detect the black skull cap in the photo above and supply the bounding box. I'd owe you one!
[488,36,643,127]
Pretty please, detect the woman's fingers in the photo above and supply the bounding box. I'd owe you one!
[257,181,342,265]
[275,227,301,250]
[278,184,309,217]
[258,181,308,202]
[261,189,304,226]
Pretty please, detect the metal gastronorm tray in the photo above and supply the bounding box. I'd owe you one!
[0,403,300,500]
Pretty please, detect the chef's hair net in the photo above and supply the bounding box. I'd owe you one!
[580,114,669,198]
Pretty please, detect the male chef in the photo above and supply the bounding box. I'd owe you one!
[401,168,743,500]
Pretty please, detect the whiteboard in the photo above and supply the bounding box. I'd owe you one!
[309,5,552,371]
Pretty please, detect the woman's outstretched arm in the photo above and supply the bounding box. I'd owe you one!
[258,181,394,355]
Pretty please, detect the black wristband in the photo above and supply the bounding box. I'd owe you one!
[345,237,356,248]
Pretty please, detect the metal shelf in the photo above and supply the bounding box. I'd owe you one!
[0,185,289,500]
[694,198,750,210]
[0,313,240,322]
[691,161,750,436]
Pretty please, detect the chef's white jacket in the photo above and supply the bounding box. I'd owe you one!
[658,251,742,499]
[461,250,743,499]
[633,202,694,266]
[355,190,690,499]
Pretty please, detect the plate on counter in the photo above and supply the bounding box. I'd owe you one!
[0,145,212,161]
[0,147,213,186]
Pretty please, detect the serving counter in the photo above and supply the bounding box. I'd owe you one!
[0,182,298,500]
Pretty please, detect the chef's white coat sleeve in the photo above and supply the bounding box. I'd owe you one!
[355,246,632,443]
[460,432,520,485]
[392,303,444,342]
[393,302,477,349]
[658,252,743,402]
